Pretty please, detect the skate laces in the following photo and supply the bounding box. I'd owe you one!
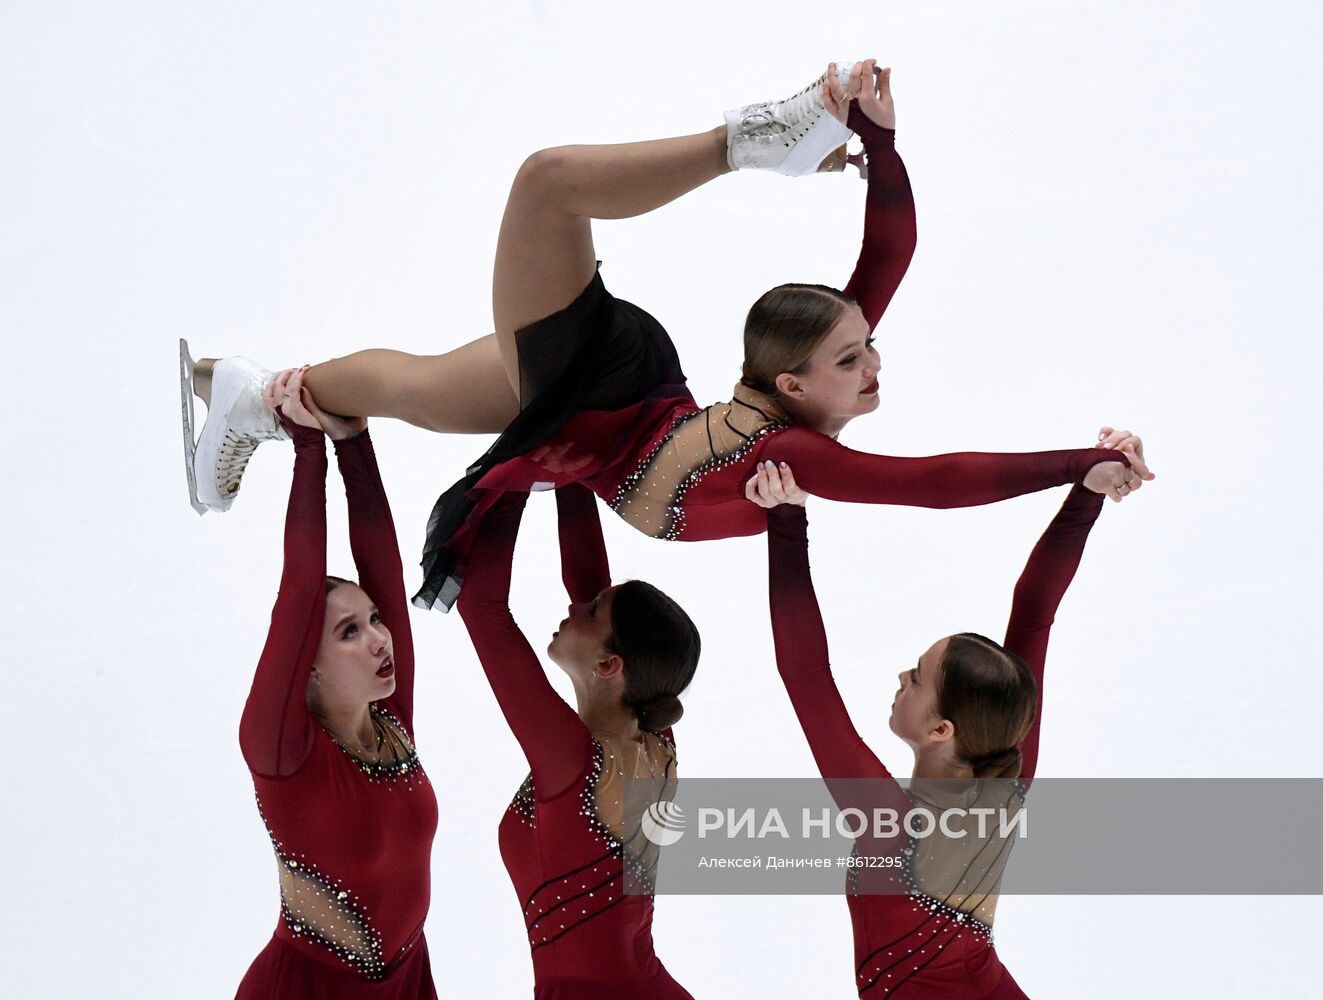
[214,422,284,497]
[737,73,830,137]
[215,431,259,497]
[778,73,829,126]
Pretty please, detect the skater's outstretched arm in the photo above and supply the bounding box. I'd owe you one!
[762,431,1132,509]
[335,429,417,734]
[238,418,328,779]
[458,493,594,798]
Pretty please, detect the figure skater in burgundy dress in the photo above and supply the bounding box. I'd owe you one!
[752,429,1151,997]
[179,59,1148,610]
[232,369,439,999]
[455,483,700,999]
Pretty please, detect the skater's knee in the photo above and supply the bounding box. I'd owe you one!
[514,146,577,197]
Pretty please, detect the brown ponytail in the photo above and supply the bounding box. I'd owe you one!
[937,633,1037,779]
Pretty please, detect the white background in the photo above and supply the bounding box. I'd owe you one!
[3,1,1321,997]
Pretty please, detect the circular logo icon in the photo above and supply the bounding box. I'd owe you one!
[641,800,686,846]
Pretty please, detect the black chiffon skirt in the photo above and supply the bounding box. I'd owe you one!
[413,266,685,611]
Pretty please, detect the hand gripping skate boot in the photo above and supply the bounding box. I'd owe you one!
[725,63,856,177]
[179,339,289,514]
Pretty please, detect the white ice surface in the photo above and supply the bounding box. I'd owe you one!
[2,1,1321,997]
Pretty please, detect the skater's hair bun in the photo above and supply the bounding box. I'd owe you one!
[631,693,685,731]
[608,581,700,732]
[741,283,857,396]
[938,633,1037,780]
[965,746,1023,780]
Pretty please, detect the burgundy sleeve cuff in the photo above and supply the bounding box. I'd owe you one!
[279,411,325,447]
[331,428,372,453]
[846,105,895,148]
[1068,447,1132,483]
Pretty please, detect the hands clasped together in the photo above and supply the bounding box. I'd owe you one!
[264,367,367,442]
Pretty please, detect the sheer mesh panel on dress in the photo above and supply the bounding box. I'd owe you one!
[275,850,386,979]
[905,779,1025,928]
[523,736,680,950]
[594,731,677,892]
[613,386,790,539]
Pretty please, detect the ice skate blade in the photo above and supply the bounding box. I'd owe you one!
[814,144,866,178]
[179,338,209,515]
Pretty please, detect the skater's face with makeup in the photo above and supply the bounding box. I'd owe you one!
[775,305,881,432]
[311,582,396,704]
[548,584,624,683]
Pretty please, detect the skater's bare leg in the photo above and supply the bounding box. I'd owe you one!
[493,127,730,401]
[303,333,519,434]
[297,129,730,423]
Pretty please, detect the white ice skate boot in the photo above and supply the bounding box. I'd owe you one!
[179,339,289,514]
[725,63,855,177]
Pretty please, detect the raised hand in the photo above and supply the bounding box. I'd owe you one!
[824,59,894,130]
[745,460,809,509]
[854,60,894,130]
[823,60,865,125]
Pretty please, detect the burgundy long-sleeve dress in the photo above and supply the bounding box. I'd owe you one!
[457,484,692,1000]
[766,485,1106,998]
[235,425,440,999]
[417,105,1123,610]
